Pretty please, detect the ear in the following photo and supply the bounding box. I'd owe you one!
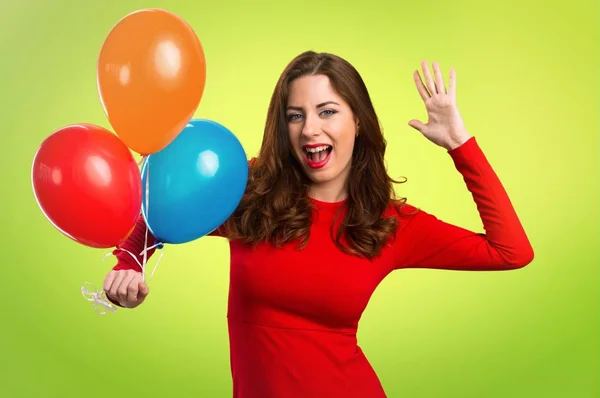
[355,119,360,136]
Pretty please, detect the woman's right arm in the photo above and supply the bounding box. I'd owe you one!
[103,155,255,307]
[103,215,227,308]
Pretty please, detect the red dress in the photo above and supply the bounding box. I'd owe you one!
[112,137,533,397]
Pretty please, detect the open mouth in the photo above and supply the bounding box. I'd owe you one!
[302,144,332,169]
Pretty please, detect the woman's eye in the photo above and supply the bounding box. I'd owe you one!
[287,110,336,122]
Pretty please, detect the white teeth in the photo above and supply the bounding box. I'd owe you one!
[305,145,331,153]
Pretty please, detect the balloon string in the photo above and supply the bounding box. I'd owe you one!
[142,157,150,282]
[80,244,164,314]
[107,244,165,284]
[81,155,166,314]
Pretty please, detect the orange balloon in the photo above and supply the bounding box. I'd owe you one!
[97,9,206,155]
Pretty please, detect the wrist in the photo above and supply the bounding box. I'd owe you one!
[445,129,471,151]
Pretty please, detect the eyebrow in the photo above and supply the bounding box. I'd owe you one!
[286,101,340,111]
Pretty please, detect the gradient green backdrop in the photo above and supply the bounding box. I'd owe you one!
[1,0,598,397]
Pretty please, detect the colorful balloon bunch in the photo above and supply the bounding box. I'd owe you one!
[31,9,248,257]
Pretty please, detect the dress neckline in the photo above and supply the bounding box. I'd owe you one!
[308,196,347,211]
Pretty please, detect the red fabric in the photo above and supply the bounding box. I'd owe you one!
[112,137,533,397]
[112,216,158,272]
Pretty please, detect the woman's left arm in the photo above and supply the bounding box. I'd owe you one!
[392,61,534,271]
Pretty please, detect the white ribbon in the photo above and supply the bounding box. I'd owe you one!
[82,156,166,314]
[81,282,117,315]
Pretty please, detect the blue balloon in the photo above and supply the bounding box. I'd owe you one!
[141,119,248,244]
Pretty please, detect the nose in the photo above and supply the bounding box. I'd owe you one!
[301,114,320,138]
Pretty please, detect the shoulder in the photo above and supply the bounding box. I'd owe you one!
[384,200,431,230]
[385,200,420,218]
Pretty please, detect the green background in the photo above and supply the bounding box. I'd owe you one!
[1,0,598,397]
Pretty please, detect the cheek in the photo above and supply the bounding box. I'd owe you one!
[336,139,355,163]
[331,127,356,160]
[287,125,296,142]
[288,126,302,150]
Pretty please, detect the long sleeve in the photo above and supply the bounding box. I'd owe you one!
[393,136,534,271]
[112,215,158,272]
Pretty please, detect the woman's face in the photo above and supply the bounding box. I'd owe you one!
[286,74,358,194]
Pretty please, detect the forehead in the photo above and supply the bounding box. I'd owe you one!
[287,74,342,104]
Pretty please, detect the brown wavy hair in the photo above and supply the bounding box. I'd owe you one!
[223,51,409,258]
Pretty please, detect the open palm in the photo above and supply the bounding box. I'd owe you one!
[408,61,471,150]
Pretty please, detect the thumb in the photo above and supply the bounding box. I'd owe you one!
[138,281,150,297]
[408,119,426,132]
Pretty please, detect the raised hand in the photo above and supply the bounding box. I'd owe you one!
[408,60,472,151]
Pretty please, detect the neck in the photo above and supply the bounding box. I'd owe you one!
[308,179,348,203]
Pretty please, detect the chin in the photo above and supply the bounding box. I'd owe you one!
[301,161,343,186]
[306,170,335,184]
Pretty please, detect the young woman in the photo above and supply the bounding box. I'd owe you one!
[103,51,534,397]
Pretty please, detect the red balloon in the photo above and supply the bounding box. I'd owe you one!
[32,124,143,248]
